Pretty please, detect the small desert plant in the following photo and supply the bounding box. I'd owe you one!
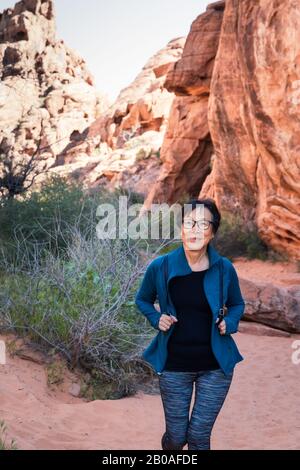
[0,420,18,450]
[46,360,65,387]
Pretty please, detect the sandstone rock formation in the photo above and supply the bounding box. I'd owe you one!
[1,0,299,262]
[143,1,224,206]
[0,0,185,199]
[234,257,300,333]
[57,37,186,194]
[240,277,300,333]
[143,0,300,261]
[97,36,185,150]
[204,0,300,260]
[0,0,108,184]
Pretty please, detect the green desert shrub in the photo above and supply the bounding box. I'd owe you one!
[213,210,270,260]
[0,215,167,399]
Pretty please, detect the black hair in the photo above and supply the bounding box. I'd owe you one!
[181,198,221,234]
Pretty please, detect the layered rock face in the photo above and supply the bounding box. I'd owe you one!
[204,0,300,259]
[143,1,224,207]
[0,0,107,176]
[0,0,185,197]
[63,37,186,194]
[143,0,300,261]
[96,37,185,150]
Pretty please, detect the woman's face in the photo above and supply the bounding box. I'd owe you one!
[181,207,215,251]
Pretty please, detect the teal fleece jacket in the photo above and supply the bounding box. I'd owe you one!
[135,242,245,376]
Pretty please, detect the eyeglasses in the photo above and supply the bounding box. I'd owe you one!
[183,218,214,231]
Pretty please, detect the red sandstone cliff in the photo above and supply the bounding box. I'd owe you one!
[143,0,300,261]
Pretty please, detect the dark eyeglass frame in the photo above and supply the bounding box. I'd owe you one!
[182,218,214,230]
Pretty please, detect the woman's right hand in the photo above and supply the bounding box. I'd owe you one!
[158,313,178,331]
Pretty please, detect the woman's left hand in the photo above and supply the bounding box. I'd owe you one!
[217,319,226,335]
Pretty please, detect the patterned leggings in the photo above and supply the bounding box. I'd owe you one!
[158,367,234,450]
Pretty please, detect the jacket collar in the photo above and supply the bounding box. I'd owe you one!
[167,241,221,279]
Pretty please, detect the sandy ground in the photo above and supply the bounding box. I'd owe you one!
[1,327,300,450]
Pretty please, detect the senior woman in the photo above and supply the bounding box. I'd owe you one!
[135,198,245,450]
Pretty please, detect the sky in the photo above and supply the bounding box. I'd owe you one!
[0,0,211,102]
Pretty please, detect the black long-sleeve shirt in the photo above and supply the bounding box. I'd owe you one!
[164,269,220,372]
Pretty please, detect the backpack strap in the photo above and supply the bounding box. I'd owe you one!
[217,257,228,324]
[163,255,169,311]
[219,257,223,310]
